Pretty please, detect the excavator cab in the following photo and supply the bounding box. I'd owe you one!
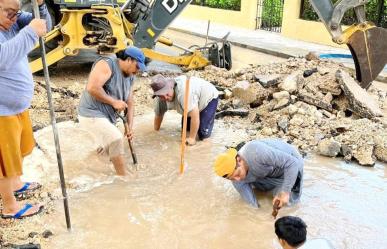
[310,0,387,89]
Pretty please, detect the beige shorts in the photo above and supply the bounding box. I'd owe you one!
[78,116,124,158]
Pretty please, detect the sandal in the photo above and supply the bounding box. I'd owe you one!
[1,203,44,219]
[14,182,42,200]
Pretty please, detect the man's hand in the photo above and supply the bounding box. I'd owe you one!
[273,191,290,208]
[28,19,47,37]
[112,100,128,112]
[125,129,134,141]
[186,137,196,146]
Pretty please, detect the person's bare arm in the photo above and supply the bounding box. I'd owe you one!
[86,60,127,111]
[186,106,199,145]
[154,114,164,131]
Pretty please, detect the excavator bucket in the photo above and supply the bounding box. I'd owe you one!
[346,26,387,89]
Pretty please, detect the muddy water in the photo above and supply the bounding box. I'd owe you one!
[34,113,387,249]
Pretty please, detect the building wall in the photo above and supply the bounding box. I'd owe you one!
[281,0,347,48]
[180,0,258,30]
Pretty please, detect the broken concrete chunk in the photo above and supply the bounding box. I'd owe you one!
[274,98,290,110]
[232,80,256,104]
[305,52,319,61]
[280,71,300,94]
[289,115,304,126]
[353,145,376,166]
[317,66,331,75]
[318,138,341,157]
[287,105,298,116]
[297,93,333,112]
[215,109,249,119]
[261,127,273,136]
[232,98,243,109]
[323,92,333,104]
[277,116,289,133]
[273,91,290,100]
[336,70,383,118]
[374,137,387,163]
[224,89,233,99]
[255,74,281,88]
[303,68,318,78]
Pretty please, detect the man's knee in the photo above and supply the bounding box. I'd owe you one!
[108,138,124,158]
[198,128,212,140]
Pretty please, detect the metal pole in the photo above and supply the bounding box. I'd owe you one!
[120,0,134,12]
[205,20,210,46]
[31,0,71,230]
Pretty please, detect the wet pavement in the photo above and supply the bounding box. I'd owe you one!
[22,113,387,249]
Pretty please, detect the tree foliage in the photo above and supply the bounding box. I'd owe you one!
[191,0,241,11]
[301,0,386,28]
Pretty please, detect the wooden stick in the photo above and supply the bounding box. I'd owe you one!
[180,76,190,174]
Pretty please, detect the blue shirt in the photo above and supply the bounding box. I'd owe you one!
[232,139,303,207]
[0,5,52,116]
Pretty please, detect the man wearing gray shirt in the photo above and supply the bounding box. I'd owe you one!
[151,74,219,146]
[214,138,303,208]
[78,46,146,176]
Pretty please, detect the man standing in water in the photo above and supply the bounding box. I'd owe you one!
[213,138,303,208]
[0,0,51,218]
[151,74,219,146]
[78,46,146,176]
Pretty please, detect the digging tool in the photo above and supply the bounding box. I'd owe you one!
[309,0,387,89]
[31,0,71,230]
[272,199,281,219]
[116,111,138,165]
[179,76,190,174]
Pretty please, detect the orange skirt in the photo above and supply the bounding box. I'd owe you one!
[0,110,35,179]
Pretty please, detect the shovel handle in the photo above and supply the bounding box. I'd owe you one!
[124,122,137,164]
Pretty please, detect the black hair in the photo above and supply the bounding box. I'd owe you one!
[115,50,134,61]
[275,216,307,248]
[115,50,150,66]
[235,141,246,151]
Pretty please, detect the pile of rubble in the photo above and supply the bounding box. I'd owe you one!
[29,56,387,166]
[192,56,387,166]
[30,81,83,131]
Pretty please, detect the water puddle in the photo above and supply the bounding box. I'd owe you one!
[27,112,387,249]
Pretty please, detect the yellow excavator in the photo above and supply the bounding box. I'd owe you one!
[26,0,386,89]
[25,0,232,73]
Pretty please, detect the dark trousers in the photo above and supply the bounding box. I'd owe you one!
[252,171,303,204]
[182,98,219,140]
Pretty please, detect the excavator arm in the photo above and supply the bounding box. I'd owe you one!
[129,0,231,70]
[309,0,387,89]
[29,0,232,73]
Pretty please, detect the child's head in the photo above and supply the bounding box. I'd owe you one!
[275,216,307,249]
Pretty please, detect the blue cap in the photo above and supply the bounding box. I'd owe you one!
[124,46,146,71]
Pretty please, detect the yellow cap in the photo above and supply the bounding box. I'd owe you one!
[214,148,238,177]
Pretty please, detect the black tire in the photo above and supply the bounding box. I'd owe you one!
[125,0,150,24]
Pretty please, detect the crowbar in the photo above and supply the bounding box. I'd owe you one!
[179,76,190,174]
[32,0,71,230]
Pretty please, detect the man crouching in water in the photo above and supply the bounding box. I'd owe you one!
[214,138,303,209]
